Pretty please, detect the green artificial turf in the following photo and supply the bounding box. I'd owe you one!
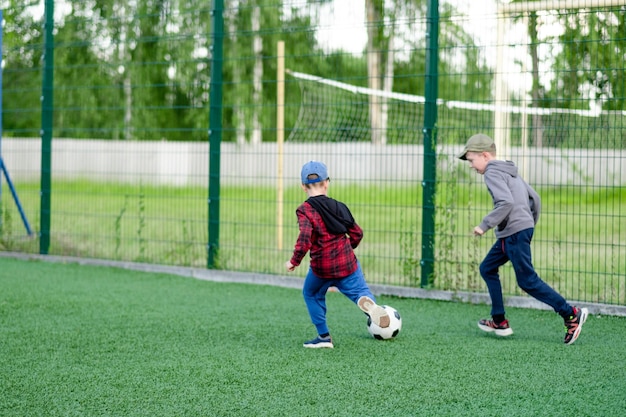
[0,257,624,416]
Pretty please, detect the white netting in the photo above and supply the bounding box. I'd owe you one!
[286,70,625,149]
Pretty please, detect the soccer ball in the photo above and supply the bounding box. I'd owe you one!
[367,305,402,340]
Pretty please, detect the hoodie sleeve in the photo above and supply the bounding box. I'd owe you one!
[526,182,541,224]
[479,171,514,233]
[347,222,363,249]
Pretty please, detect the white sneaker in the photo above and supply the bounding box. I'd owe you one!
[357,296,390,328]
[477,318,514,337]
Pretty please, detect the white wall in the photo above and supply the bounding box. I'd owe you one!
[1,138,624,186]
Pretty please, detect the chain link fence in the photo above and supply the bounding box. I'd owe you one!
[0,0,624,308]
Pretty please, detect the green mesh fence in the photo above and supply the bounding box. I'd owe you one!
[0,1,624,307]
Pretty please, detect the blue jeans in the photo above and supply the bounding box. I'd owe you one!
[479,228,570,317]
[302,261,375,336]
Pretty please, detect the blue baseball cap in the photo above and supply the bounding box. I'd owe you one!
[301,161,329,184]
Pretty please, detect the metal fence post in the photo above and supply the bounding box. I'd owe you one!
[40,0,55,254]
[420,0,439,287]
[208,0,224,269]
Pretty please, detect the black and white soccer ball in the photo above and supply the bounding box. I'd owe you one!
[367,305,402,340]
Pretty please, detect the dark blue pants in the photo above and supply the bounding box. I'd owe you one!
[479,228,571,317]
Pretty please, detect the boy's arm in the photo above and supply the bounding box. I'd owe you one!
[347,222,363,249]
[479,172,514,233]
[286,206,313,270]
[526,182,541,224]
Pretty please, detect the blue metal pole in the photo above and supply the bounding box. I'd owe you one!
[0,9,33,236]
[0,10,3,204]
[0,158,33,235]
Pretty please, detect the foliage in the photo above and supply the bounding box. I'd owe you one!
[1,0,494,143]
[4,1,622,146]
[548,8,626,112]
[1,4,43,137]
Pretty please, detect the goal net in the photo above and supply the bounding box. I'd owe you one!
[286,70,625,150]
[286,71,425,144]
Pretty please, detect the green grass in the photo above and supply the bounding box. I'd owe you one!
[1,257,625,416]
[1,180,625,304]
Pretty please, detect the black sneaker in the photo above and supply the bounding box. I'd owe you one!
[357,296,390,328]
[477,318,514,337]
[564,307,588,345]
[303,336,333,349]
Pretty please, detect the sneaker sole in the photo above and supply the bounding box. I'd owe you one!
[303,342,334,349]
[477,322,514,337]
[357,296,390,328]
[565,307,589,345]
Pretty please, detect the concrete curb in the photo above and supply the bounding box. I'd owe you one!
[1,251,624,317]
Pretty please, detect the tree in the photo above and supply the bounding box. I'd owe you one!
[365,0,493,145]
[222,0,285,144]
[503,4,626,148]
[549,8,626,112]
[53,0,212,141]
[2,2,45,137]
[221,0,338,144]
[365,0,385,145]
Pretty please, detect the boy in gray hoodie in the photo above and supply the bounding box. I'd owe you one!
[458,134,588,345]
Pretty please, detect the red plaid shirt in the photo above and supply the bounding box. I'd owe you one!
[289,200,363,279]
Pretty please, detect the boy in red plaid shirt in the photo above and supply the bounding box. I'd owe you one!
[285,161,389,348]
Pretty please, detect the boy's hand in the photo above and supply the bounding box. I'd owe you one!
[285,261,296,271]
[473,226,485,236]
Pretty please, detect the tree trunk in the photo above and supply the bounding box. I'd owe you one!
[366,0,383,145]
[381,31,396,146]
[251,5,262,144]
[226,7,246,145]
[528,11,543,148]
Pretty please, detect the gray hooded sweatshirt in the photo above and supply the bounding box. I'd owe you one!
[480,160,541,239]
